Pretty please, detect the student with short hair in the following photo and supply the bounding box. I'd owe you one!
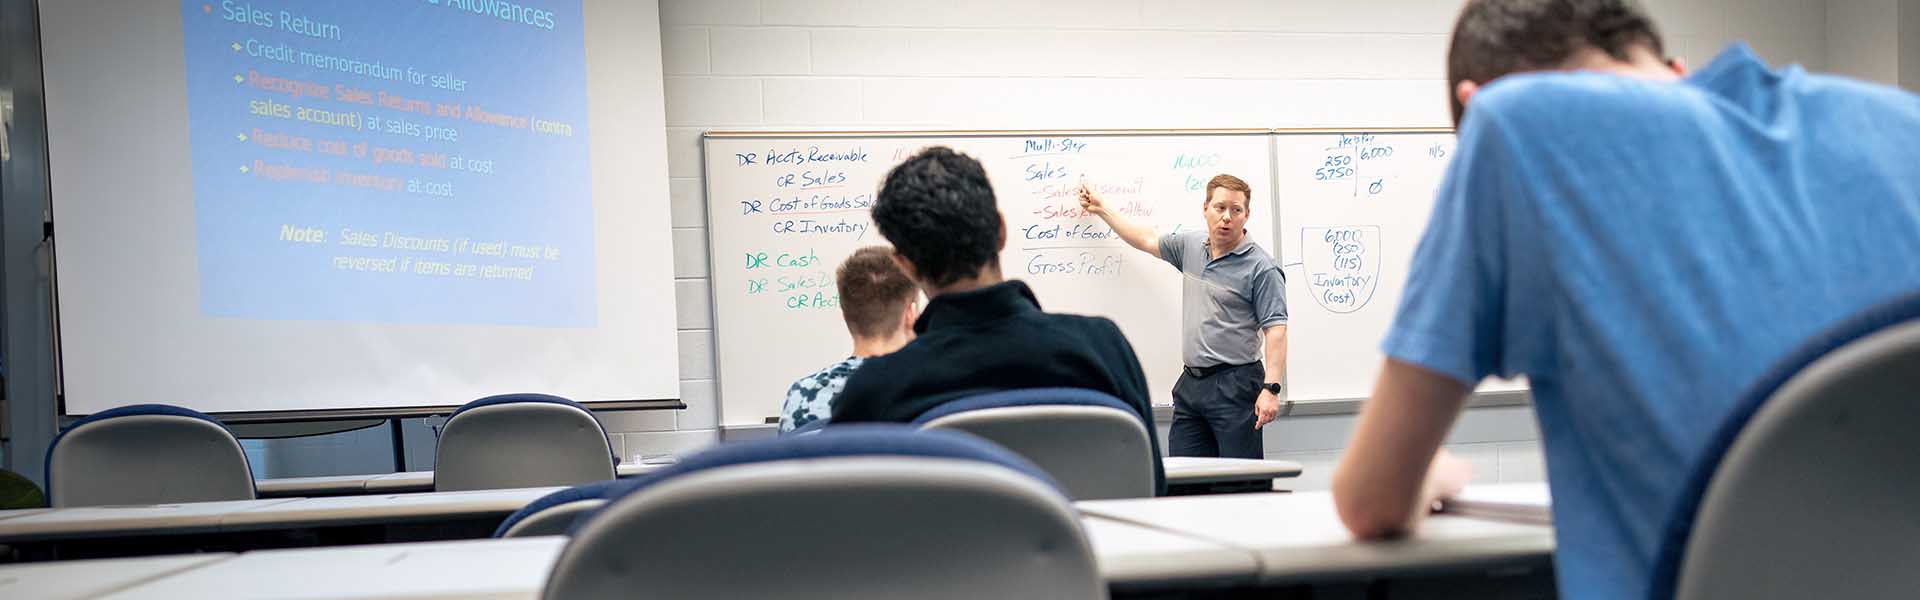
[1331,1,1920,598]
[778,246,919,434]
[831,146,1166,494]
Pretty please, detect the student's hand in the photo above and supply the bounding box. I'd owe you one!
[1254,390,1281,429]
[1421,450,1473,509]
[1076,180,1108,216]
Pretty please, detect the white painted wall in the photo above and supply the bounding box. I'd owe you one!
[1827,0,1899,85]
[1656,0,1829,70]
[634,0,1837,481]
[1904,0,1920,88]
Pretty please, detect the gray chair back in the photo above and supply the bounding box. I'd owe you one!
[545,458,1103,599]
[920,404,1154,500]
[48,405,254,507]
[435,395,616,492]
[1670,319,1920,600]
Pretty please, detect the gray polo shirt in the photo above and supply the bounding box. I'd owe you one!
[1159,231,1288,368]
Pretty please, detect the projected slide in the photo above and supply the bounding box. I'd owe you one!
[181,0,594,327]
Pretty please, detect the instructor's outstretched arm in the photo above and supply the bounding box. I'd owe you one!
[1078,180,1161,258]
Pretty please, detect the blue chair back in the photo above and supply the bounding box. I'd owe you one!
[493,479,625,538]
[46,404,255,507]
[435,393,619,492]
[446,393,620,464]
[914,388,1158,499]
[911,387,1137,424]
[544,424,1101,599]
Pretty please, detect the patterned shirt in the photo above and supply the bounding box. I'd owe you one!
[779,356,863,434]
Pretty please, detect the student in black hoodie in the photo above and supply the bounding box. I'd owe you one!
[829,146,1165,495]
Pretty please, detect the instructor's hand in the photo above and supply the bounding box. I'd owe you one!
[1076,179,1108,216]
[1254,390,1281,429]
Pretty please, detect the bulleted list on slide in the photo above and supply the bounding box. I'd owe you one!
[182,0,596,327]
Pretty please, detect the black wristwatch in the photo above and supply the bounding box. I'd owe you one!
[1262,382,1283,394]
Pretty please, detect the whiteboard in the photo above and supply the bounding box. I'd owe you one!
[1274,131,1525,401]
[703,131,1275,427]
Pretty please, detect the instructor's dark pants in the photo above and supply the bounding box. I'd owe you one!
[1169,362,1265,459]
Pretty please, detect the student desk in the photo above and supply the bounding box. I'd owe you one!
[1082,514,1260,590]
[287,457,1293,497]
[219,486,562,530]
[258,462,663,497]
[1078,491,1557,595]
[0,553,235,600]
[253,473,385,498]
[15,497,1552,598]
[95,516,1261,598]
[0,508,54,522]
[98,538,562,600]
[1162,456,1303,494]
[0,499,304,541]
[0,488,559,562]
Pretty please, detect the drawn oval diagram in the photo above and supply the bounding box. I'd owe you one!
[1302,226,1381,314]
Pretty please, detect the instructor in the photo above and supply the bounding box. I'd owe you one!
[1079,174,1287,458]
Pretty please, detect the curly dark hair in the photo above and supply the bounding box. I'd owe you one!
[871,146,1002,287]
[1447,0,1666,125]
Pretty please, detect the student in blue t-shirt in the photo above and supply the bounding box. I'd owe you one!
[1330,1,1920,599]
[777,246,919,434]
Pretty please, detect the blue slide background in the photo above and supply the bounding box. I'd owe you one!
[181,0,595,327]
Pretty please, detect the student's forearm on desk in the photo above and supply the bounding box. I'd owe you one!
[1332,359,1471,539]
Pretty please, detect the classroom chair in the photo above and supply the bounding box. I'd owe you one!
[544,424,1104,600]
[913,388,1155,500]
[493,479,623,538]
[1650,291,1920,600]
[434,393,618,492]
[44,404,255,507]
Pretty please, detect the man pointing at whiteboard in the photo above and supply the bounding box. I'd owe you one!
[1080,175,1289,459]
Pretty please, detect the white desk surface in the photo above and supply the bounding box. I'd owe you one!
[1080,514,1259,587]
[255,473,382,497]
[0,499,304,542]
[270,458,1231,496]
[1162,457,1304,484]
[361,471,436,493]
[0,508,53,522]
[0,487,559,541]
[0,553,236,600]
[1076,491,1555,585]
[219,486,562,530]
[356,463,658,494]
[98,515,1256,598]
[102,537,564,600]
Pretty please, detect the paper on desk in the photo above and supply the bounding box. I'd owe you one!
[1440,483,1552,526]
